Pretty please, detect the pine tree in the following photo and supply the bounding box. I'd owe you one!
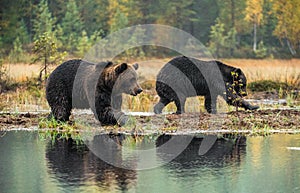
[79,0,109,35]
[208,18,238,58]
[61,0,83,53]
[32,33,66,82]
[109,9,128,33]
[225,27,237,57]
[208,18,226,58]
[76,30,91,57]
[32,0,56,40]
[155,0,195,29]
[107,0,142,29]
[8,37,24,63]
[188,0,219,44]
[16,19,30,45]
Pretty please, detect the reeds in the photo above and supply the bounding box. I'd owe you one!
[2,59,299,112]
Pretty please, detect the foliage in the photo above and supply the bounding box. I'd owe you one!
[0,0,300,59]
[60,0,83,54]
[155,0,196,28]
[0,60,8,93]
[245,0,264,26]
[208,18,238,58]
[272,0,300,55]
[248,80,291,92]
[8,37,25,63]
[109,8,129,33]
[208,18,226,58]
[245,0,264,51]
[32,0,56,40]
[254,41,268,58]
[75,30,92,57]
[32,33,67,82]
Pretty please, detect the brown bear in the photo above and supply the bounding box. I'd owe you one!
[46,59,142,126]
[154,56,259,114]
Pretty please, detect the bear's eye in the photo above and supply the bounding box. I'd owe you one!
[130,78,136,83]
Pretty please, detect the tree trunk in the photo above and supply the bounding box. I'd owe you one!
[253,22,257,51]
[286,39,296,55]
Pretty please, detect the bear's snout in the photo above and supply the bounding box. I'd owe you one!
[131,87,143,96]
[136,88,143,94]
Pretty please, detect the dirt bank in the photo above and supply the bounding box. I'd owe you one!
[0,109,299,135]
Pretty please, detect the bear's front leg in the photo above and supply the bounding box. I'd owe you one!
[112,109,129,126]
[225,91,259,111]
[241,100,260,110]
[94,93,128,126]
[111,94,122,111]
[96,107,128,126]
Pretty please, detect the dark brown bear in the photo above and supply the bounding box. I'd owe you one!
[46,59,142,126]
[154,56,259,114]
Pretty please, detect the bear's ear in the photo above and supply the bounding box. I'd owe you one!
[106,61,113,68]
[115,63,128,74]
[233,68,242,75]
[132,63,139,70]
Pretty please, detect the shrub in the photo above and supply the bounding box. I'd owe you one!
[247,80,291,92]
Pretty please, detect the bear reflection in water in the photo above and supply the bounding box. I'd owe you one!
[45,134,136,192]
[46,134,246,190]
[156,134,247,169]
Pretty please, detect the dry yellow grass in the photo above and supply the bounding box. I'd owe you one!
[128,58,300,86]
[2,59,299,112]
[221,59,300,84]
[3,63,57,82]
[5,59,300,85]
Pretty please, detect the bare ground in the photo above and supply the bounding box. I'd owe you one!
[0,109,299,135]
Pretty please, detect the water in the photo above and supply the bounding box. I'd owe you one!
[0,131,300,193]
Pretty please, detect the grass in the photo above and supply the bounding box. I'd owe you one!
[222,59,300,87]
[0,58,299,113]
[0,58,298,142]
[0,78,49,111]
[38,116,84,144]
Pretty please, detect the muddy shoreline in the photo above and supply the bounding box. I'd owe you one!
[0,109,299,135]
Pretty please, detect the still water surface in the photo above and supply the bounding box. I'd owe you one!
[0,131,299,193]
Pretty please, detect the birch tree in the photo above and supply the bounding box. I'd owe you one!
[245,0,264,51]
[272,0,300,55]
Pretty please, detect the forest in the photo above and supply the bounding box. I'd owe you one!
[0,0,300,63]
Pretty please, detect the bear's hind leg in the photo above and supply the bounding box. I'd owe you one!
[51,105,72,122]
[154,97,171,114]
[174,96,186,114]
[205,95,217,114]
[49,96,72,122]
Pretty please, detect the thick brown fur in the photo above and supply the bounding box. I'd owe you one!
[46,59,142,125]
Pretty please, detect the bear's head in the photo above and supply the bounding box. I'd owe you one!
[103,62,143,96]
